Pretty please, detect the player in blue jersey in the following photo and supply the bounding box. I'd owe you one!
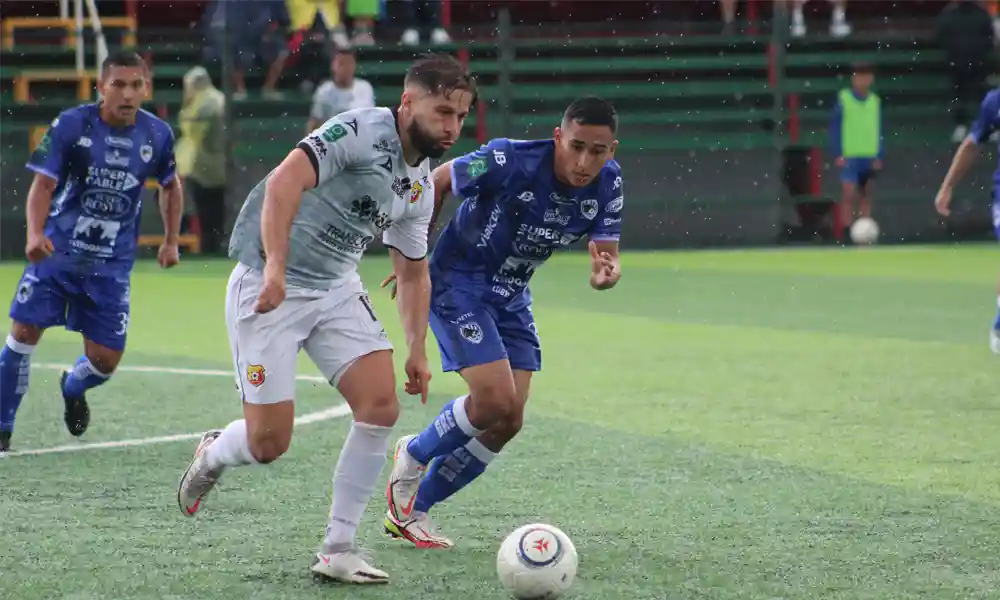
[935,86,1000,353]
[381,97,623,547]
[0,50,183,452]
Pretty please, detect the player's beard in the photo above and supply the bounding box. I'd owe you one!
[407,118,449,159]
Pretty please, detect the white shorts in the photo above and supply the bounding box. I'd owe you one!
[225,263,393,405]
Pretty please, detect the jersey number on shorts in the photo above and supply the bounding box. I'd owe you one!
[358,295,377,322]
[115,312,130,336]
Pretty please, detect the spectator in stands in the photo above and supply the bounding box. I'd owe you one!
[177,67,228,255]
[203,0,290,100]
[345,0,380,45]
[937,0,996,143]
[788,0,851,38]
[829,62,882,241]
[399,0,452,45]
[306,47,375,132]
[287,0,351,51]
[719,0,738,34]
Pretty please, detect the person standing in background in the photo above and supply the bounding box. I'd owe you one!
[936,0,996,143]
[177,67,228,256]
[400,0,452,45]
[829,62,883,242]
[306,47,375,132]
[788,0,851,38]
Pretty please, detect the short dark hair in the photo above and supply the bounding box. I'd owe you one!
[852,61,874,75]
[333,45,356,57]
[562,97,618,135]
[404,53,477,105]
[101,49,146,77]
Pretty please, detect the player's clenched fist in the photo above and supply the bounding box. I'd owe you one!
[255,267,286,314]
[25,232,54,263]
[158,242,180,269]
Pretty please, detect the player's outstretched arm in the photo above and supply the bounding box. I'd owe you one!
[389,248,432,404]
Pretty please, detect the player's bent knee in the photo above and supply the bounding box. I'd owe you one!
[244,400,295,463]
[352,392,400,428]
[467,383,519,425]
[336,350,400,427]
[10,321,43,345]
[83,341,124,374]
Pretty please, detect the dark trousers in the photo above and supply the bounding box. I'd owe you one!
[951,62,989,126]
[187,179,227,255]
[402,0,441,32]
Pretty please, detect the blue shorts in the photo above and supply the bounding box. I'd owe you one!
[8,261,131,351]
[429,287,541,373]
[840,158,877,187]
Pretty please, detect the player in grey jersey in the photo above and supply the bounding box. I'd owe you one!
[176,54,477,585]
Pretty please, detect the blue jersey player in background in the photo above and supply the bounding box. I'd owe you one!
[382,97,623,547]
[935,86,1000,354]
[0,50,183,452]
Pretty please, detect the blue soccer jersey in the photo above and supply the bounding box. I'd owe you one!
[967,88,1000,238]
[10,104,176,350]
[428,138,623,372]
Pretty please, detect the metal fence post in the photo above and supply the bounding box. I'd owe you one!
[497,7,513,137]
[770,3,789,207]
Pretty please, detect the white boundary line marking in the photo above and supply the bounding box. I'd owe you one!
[7,363,349,458]
[34,362,329,382]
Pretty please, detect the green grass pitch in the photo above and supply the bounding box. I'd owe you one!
[2,245,1000,599]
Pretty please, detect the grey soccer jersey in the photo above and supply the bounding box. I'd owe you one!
[228,106,434,290]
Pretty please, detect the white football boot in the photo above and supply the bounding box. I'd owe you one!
[384,510,454,549]
[385,434,427,521]
[177,430,224,516]
[311,547,389,584]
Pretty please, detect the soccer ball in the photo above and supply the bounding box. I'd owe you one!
[496,523,578,599]
[850,217,880,245]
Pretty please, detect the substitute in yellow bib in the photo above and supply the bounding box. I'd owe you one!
[829,62,883,240]
[176,67,227,255]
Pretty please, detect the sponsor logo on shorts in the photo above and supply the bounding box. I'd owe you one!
[246,364,266,387]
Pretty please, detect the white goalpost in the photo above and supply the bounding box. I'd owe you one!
[63,0,110,99]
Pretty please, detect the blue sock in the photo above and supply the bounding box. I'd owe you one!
[406,395,485,465]
[412,438,496,513]
[992,296,1000,330]
[0,335,35,432]
[62,356,111,398]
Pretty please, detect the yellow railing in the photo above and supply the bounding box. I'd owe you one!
[1,16,136,50]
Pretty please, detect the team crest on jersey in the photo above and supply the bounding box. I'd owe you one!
[140,144,153,163]
[581,198,599,220]
[409,179,424,204]
[459,322,484,344]
[246,364,266,387]
[467,157,487,178]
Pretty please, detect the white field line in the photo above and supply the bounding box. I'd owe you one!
[6,363,348,458]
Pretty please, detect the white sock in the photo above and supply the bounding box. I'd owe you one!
[322,421,393,553]
[792,7,804,25]
[831,6,845,24]
[203,419,258,470]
